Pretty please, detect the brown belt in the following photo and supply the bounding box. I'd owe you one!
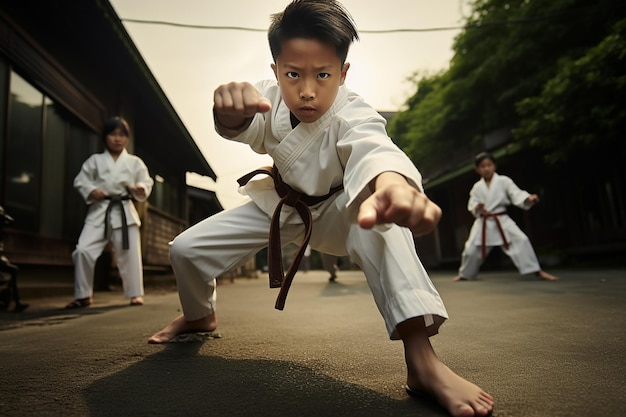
[104,195,132,250]
[480,211,508,259]
[237,165,343,310]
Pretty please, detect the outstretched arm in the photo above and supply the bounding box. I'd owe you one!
[357,172,442,236]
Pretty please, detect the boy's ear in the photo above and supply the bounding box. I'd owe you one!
[271,63,278,81]
[340,62,350,85]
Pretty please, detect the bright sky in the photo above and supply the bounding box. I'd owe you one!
[110,0,466,209]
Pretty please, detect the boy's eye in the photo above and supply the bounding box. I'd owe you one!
[286,71,299,79]
[318,73,330,79]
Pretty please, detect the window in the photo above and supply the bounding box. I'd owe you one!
[0,58,7,185]
[46,100,99,240]
[40,98,66,237]
[63,118,98,240]
[5,72,43,232]
[150,173,181,216]
[2,70,98,239]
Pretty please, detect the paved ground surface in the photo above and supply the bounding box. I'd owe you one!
[0,268,625,417]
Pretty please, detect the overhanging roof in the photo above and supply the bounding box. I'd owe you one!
[99,0,216,180]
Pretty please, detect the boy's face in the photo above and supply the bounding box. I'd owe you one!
[105,127,128,156]
[271,38,349,124]
[475,158,496,181]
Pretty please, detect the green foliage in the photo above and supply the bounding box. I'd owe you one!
[389,0,626,173]
[388,73,454,174]
[514,18,626,164]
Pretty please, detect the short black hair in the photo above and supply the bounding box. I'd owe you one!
[475,152,495,166]
[268,0,359,64]
[102,116,130,142]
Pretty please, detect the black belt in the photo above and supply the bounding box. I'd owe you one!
[104,195,133,250]
[238,165,343,310]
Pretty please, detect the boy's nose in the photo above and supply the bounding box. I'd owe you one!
[300,81,315,100]
[300,90,314,100]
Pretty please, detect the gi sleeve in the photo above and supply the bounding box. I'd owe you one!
[130,157,154,202]
[467,183,484,217]
[73,155,99,204]
[335,101,424,209]
[503,176,532,209]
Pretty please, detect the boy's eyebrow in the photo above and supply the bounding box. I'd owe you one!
[281,63,336,71]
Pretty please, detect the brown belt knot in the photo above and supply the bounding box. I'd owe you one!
[237,165,342,310]
[480,211,508,259]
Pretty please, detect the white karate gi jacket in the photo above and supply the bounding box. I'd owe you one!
[230,81,424,231]
[74,149,153,229]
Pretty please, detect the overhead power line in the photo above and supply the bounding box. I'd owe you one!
[120,18,461,33]
[120,8,594,34]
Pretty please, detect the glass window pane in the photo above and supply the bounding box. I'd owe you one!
[40,98,67,237]
[64,120,99,240]
[149,173,180,216]
[5,71,43,232]
[0,57,8,195]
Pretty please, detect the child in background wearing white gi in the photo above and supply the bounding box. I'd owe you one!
[453,152,558,282]
[66,117,153,309]
[149,1,494,416]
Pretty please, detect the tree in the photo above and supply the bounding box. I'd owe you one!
[388,0,626,174]
[514,18,626,164]
[387,72,454,175]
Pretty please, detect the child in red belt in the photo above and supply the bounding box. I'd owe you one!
[453,152,558,282]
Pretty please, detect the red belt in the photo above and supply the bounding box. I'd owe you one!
[480,211,508,259]
[237,165,342,310]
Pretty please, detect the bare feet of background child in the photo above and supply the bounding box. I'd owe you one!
[536,270,559,281]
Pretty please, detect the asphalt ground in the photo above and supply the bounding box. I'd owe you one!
[0,268,625,417]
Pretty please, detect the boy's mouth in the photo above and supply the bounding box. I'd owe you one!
[299,106,316,115]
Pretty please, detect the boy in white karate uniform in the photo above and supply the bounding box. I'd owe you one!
[67,117,153,308]
[453,152,558,282]
[149,2,494,416]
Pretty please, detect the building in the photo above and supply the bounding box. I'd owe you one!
[0,1,221,276]
[415,139,626,269]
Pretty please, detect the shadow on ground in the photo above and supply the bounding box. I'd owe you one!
[84,342,447,417]
[0,304,120,331]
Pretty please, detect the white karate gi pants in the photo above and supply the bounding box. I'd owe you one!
[169,198,448,340]
[458,225,541,279]
[72,223,144,299]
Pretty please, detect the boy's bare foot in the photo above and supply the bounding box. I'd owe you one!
[406,360,494,417]
[536,270,559,281]
[453,276,468,282]
[148,313,217,344]
[398,318,494,417]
